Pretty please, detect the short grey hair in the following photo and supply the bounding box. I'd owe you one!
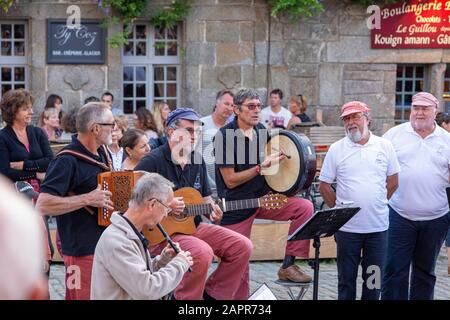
[76,102,111,133]
[130,173,174,207]
[234,88,260,107]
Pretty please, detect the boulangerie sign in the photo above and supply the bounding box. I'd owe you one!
[371,0,450,49]
[47,20,106,64]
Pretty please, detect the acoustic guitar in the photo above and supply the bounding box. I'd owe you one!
[143,187,288,246]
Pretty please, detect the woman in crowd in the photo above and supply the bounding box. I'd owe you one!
[0,89,53,188]
[58,107,79,141]
[134,107,159,140]
[108,116,129,171]
[436,111,450,276]
[152,101,171,136]
[287,94,311,129]
[149,102,170,149]
[39,94,63,133]
[0,89,54,278]
[121,128,151,171]
[41,108,61,142]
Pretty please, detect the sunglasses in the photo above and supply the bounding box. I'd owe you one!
[241,103,262,110]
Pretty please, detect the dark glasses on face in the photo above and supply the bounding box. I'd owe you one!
[241,103,262,110]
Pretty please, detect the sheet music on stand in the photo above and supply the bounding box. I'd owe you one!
[287,206,361,241]
[286,206,360,300]
[248,283,278,300]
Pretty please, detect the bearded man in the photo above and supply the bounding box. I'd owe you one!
[319,101,400,300]
[381,92,450,300]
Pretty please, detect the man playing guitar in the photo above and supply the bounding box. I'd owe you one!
[135,108,253,300]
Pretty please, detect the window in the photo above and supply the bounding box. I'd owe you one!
[122,23,180,114]
[0,21,27,98]
[395,65,425,124]
[153,65,179,107]
[443,65,450,113]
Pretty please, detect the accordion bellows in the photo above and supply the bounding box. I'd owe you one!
[97,171,146,226]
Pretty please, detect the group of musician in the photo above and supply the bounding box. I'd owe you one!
[0,86,449,300]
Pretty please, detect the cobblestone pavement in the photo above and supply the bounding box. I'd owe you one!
[49,247,450,300]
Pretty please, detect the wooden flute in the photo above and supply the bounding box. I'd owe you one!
[156,223,192,272]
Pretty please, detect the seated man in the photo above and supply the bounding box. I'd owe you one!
[135,108,253,300]
[91,173,193,300]
[214,88,314,299]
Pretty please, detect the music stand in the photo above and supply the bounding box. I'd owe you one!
[287,207,361,300]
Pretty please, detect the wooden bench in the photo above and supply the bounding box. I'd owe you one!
[250,220,336,261]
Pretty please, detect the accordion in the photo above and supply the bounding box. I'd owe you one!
[97,171,146,226]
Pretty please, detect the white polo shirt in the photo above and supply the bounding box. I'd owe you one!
[383,122,450,221]
[319,133,400,233]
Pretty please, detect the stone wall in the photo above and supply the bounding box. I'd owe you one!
[1,0,120,118]
[3,0,450,133]
[184,0,450,134]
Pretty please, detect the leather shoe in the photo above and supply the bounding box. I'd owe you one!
[278,264,312,283]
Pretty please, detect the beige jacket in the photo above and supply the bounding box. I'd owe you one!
[91,212,190,300]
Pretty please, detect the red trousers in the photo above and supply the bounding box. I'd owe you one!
[63,255,94,300]
[150,223,253,300]
[223,197,313,299]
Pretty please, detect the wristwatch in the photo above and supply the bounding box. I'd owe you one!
[255,164,262,175]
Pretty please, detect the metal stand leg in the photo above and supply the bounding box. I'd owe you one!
[275,280,311,300]
[308,236,321,300]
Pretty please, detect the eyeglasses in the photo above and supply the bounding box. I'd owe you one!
[96,122,116,128]
[173,126,202,135]
[342,113,365,123]
[241,103,262,110]
[412,106,433,112]
[149,198,172,215]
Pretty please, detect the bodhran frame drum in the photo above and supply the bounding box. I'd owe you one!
[98,170,146,226]
[264,130,316,196]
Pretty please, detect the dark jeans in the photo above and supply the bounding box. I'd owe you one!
[334,230,387,300]
[381,207,450,300]
[446,227,450,247]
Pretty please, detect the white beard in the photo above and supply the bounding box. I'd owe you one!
[346,126,368,143]
[411,118,434,132]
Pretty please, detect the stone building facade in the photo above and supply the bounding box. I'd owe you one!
[2,0,450,134]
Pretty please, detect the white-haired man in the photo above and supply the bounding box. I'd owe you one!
[91,173,193,300]
[382,92,450,300]
[319,101,400,300]
[36,102,115,300]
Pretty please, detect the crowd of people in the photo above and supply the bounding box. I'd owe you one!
[0,87,449,301]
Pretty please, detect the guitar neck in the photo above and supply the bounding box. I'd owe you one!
[183,198,261,216]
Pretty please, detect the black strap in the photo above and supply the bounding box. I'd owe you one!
[119,213,150,271]
[57,147,112,172]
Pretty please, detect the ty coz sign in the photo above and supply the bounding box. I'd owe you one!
[47,20,106,64]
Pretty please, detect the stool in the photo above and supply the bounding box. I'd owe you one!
[274,279,311,300]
